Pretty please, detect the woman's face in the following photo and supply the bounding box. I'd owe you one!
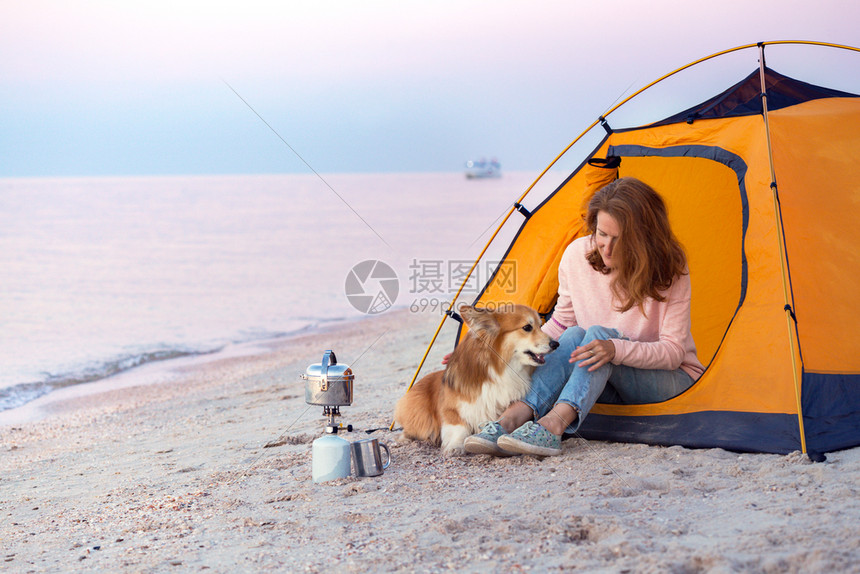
[595,210,621,269]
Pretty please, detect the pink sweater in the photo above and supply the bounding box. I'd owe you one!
[542,236,705,381]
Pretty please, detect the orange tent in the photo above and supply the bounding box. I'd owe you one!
[409,42,860,456]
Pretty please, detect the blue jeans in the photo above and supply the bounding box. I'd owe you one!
[521,325,694,433]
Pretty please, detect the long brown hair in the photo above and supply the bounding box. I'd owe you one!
[585,177,687,313]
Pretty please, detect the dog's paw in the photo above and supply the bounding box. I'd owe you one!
[441,444,467,457]
[440,425,470,456]
[394,432,414,445]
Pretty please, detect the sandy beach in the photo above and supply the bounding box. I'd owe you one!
[1,308,858,573]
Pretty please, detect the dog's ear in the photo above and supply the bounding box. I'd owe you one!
[459,305,499,338]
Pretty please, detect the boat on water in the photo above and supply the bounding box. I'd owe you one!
[464,158,501,179]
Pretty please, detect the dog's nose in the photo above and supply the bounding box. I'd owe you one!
[550,340,560,350]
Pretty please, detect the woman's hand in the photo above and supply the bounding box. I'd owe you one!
[570,340,616,372]
[442,353,452,365]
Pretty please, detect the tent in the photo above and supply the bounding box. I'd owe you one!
[404,42,860,457]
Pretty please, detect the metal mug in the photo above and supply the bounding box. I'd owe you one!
[351,438,391,477]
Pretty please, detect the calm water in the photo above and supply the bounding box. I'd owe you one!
[0,171,546,411]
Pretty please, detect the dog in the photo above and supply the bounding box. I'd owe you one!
[394,304,558,454]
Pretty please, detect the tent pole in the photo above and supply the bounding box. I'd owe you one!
[757,43,808,454]
[602,41,860,121]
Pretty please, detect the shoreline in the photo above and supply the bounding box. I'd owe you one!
[1,307,858,572]
[0,308,419,427]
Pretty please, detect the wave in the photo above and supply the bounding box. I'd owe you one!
[0,347,217,413]
[0,316,355,414]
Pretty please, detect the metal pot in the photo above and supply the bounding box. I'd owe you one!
[301,350,353,406]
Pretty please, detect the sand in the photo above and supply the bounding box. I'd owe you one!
[1,308,859,573]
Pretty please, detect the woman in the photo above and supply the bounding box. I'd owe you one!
[464,177,705,457]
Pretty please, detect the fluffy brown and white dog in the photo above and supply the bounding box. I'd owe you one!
[394,304,558,454]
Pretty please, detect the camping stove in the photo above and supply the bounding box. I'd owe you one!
[302,350,355,482]
[301,349,354,433]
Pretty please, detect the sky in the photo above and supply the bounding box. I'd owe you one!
[1,0,859,177]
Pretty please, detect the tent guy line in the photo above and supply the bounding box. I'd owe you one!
[221,79,392,251]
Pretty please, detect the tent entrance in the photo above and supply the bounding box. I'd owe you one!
[601,145,748,373]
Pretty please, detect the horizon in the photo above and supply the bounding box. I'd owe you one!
[2,1,859,178]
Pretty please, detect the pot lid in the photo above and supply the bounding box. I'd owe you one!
[304,350,353,380]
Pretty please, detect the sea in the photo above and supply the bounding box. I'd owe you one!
[0,171,555,414]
